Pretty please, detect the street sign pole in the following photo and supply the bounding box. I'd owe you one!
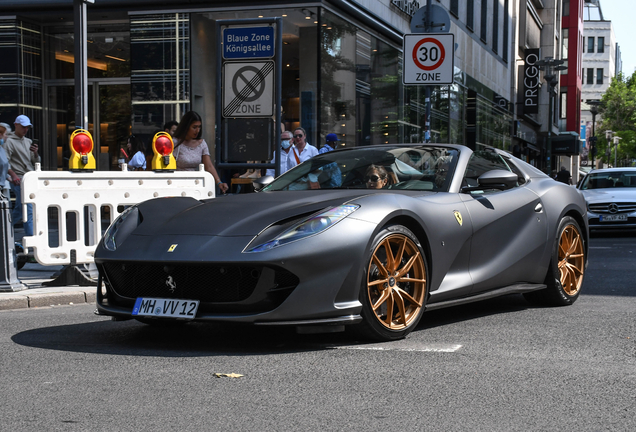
[424,1,431,143]
[406,3,452,144]
[215,18,282,179]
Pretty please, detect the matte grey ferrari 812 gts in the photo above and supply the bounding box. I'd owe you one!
[95,144,588,341]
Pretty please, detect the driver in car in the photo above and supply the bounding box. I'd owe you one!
[365,165,389,189]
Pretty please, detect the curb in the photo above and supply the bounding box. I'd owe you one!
[0,287,96,311]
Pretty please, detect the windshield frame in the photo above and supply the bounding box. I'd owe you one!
[262,145,461,193]
[579,171,636,190]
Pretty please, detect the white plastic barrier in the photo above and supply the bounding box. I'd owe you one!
[21,163,215,266]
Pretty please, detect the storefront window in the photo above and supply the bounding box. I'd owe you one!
[130,13,190,139]
[44,22,130,80]
[321,11,356,147]
[476,94,512,151]
[321,10,402,148]
[0,19,42,142]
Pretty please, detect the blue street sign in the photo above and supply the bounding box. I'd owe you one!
[223,26,275,59]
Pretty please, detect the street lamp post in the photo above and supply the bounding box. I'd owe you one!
[605,130,613,167]
[535,57,567,174]
[613,136,621,167]
[588,101,600,169]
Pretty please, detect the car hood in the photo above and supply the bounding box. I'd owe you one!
[133,190,390,237]
[580,188,636,203]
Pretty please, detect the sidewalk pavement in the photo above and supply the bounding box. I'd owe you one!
[0,261,97,311]
[0,227,96,312]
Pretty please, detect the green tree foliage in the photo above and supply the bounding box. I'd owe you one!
[597,72,636,166]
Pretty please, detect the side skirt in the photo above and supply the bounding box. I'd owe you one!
[425,283,547,311]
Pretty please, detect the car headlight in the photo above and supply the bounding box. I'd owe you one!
[103,205,140,251]
[245,204,359,253]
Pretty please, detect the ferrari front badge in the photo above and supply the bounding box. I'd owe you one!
[168,244,178,252]
[453,211,463,226]
[165,275,176,293]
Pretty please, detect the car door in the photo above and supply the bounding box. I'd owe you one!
[460,151,548,294]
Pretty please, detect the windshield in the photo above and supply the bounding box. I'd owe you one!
[579,171,636,190]
[263,145,460,192]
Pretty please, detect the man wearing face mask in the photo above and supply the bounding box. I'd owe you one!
[266,130,295,178]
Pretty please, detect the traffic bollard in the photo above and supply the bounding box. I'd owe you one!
[0,192,26,292]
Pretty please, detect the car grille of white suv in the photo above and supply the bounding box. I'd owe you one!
[588,202,636,214]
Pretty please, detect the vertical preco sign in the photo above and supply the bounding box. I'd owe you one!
[523,48,540,114]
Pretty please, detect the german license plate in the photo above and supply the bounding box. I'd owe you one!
[600,214,627,222]
[132,298,199,319]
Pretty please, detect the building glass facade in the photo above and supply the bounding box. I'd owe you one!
[0,19,42,153]
[1,1,517,173]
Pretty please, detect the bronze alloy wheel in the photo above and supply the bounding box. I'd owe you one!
[558,223,585,296]
[367,233,427,330]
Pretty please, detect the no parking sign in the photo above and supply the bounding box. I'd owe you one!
[403,33,454,85]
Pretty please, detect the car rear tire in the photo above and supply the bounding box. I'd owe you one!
[524,216,585,306]
[353,225,428,341]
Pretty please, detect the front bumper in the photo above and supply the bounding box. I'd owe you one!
[94,218,374,325]
[586,211,636,230]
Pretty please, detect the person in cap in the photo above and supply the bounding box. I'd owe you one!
[5,115,40,236]
[319,133,340,154]
[316,133,342,188]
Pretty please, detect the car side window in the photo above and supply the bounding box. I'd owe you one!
[462,151,515,191]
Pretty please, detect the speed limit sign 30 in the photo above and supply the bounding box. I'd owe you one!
[403,33,454,85]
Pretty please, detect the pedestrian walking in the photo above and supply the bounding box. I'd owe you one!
[173,111,228,193]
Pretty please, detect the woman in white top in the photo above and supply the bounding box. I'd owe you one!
[173,111,228,193]
[126,134,146,170]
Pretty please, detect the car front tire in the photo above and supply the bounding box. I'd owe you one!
[354,224,428,341]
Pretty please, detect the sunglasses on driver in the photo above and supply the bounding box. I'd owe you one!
[365,175,382,182]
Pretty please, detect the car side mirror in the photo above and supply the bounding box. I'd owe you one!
[478,169,518,190]
[462,169,518,193]
[253,175,274,192]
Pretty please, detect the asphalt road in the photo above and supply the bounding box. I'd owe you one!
[1,232,634,431]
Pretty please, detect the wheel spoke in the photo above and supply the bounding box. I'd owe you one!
[372,289,391,311]
[566,262,583,276]
[397,277,426,284]
[394,286,422,307]
[384,293,394,327]
[372,254,389,278]
[368,278,388,287]
[569,235,580,253]
[395,237,407,270]
[381,239,395,273]
[396,252,420,278]
[393,290,407,326]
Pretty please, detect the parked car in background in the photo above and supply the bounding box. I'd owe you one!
[577,168,636,231]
